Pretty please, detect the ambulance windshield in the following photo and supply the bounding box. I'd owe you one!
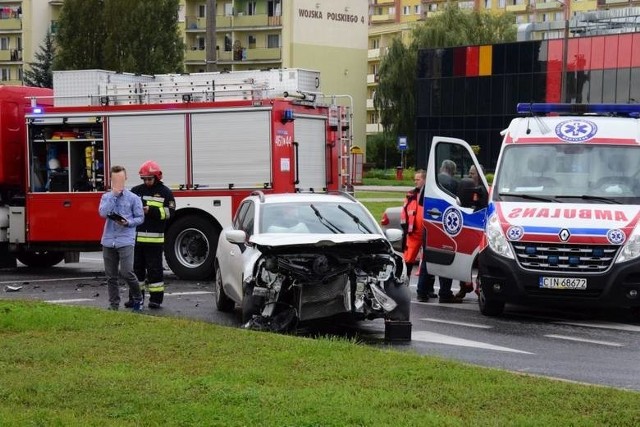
[494,144,640,203]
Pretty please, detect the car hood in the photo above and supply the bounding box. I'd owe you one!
[250,233,393,254]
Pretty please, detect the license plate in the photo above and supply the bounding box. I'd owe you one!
[539,276,587,290]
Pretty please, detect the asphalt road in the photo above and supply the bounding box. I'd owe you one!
[3,253,640,391]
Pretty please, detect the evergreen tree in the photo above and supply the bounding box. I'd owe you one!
[373,5,517,166]
[24,31,55,88]
[54,0,106,70]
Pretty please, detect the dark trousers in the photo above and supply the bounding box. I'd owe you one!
[416,250,454,298]
[133,244,165,305]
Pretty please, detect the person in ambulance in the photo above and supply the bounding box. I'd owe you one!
[125,160,176,309]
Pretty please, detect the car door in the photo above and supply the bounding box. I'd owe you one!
[423,137,489,282]
[221,200,255,302]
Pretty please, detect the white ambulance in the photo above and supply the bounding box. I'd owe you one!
[423,103,640,318]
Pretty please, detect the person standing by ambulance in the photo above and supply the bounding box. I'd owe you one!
[126,160,176,309]
[401,169,426,280]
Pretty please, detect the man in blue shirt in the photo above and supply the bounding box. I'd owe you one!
[98,165,145,311]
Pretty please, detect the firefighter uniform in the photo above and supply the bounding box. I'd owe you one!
[128,161,176,309]
[401,187,423,275]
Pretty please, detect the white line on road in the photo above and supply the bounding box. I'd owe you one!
[46,298,95,304]
[0,277,93,285]
[411,331,534,354]
[545,334,623,347]
[554,321,640,333]
[418,318,492,329]
[166,291,213,296]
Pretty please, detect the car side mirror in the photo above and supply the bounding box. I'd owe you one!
[225,229,247,244]
[385,228,403,244]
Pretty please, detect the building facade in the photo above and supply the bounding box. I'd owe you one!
[415,32,640,170]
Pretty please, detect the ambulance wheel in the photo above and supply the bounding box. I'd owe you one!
[165,216,219,281]
[214,259,235,312]
[16,251,64,268]
[478,283,505,317]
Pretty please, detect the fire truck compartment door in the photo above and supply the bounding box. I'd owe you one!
[109,114,187,189]
[424,137,488,283]
[191,109,271,189]
[26,193,103,242]
[294,117,327,191]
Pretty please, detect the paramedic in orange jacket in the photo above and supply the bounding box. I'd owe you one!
[401,169,426,277]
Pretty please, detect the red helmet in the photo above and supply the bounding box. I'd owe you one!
[139,160,162,181]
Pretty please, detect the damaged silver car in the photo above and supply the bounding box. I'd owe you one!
[214,191,411,340]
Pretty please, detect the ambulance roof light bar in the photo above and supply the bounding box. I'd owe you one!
[517,103,640,117]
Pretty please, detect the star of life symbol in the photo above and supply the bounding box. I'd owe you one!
[507,225,524,241]
[442,206,463,236]
[555,119,597,142]
[559,228,571,242]
[607,229,626,245]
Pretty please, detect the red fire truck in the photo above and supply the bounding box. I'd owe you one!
[0,70,353,280]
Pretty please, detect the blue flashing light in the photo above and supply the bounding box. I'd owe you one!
[569,256,580,266]
[281,109,295,123]
[525,246,537,255]
[592,248,605,258]
[517,103,640,117]
[548,255,559,266]
[32,107,43,114]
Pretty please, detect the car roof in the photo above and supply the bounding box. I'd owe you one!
[250,192,359,205]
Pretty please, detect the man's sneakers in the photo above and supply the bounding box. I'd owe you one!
[123,300,134,309]
[416,294,430,302]
[131,300,144,312]
[148,302,161,309]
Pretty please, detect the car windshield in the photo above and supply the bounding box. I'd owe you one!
[494,144,640,204]
[260,202,378,234]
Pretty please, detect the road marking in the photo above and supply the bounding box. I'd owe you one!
[412,300,479,311]
[46,298,94,304]
[0,277,92,285]
[166,291,213,296]
[418,318,492,329]
[545,334,623,347]
[411,331,534,354]
[554,321,640,333]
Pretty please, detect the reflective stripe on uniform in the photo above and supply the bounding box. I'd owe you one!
[136,231,164,243]
[148,282,165,293]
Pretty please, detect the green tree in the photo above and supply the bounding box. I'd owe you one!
[24,31,55,88]
[54,0,106,69]
[56,0,183,74]
[372,4,516,166]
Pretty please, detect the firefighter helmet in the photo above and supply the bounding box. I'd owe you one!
[139,160,163,181]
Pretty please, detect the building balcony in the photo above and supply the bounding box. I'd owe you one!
[0,18,21,31]
[506,4,529,12]
[185,48,205,62]
[535,1,563,10]
[186,14,280,31]
[596,0,629,4]
[366,123,383,134]
[216,47,282,63]
[368,48,380,60]
[371,0,395,5]
[366,99,375,109]
[367,74,378,84]
[370,14,394,23]
[0,49,21,62]
[49,0,64,5]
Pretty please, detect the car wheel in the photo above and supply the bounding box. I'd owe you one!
[478,279,505,317]
[16,251,64,268]
[214,259,235,312]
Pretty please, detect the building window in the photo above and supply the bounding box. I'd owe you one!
[485,0,491,8]
[370,38,379,49]
[267,34,279,48]
[197,37,205,50]
[248,35,256,49]
[1,68,10,81]
[268,0,281,17]
[388,7,395,15]
[224,34,232,51]
[17,66,22,81]
[224,3,233,16]
[248,1,257,16]
[403,6,410,15]
[198,4,206,18]
[499,0,506,7]
[414,5,421,14]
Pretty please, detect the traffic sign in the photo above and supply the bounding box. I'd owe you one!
[397,136,407,151]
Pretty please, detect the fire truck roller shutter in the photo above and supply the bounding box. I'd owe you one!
[294,117,327,191]
[191,109,271,189]
[108,114,187,189]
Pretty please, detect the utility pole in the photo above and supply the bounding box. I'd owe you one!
[206,0,217,72]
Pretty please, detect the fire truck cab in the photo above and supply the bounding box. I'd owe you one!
[423,103,640,318]
[2,69,353,280]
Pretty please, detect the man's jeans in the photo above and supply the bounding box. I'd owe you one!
[103,245,142,307]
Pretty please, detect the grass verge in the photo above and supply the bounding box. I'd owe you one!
[1,301,639,426]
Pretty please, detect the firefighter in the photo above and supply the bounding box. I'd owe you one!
[125,160,176,309]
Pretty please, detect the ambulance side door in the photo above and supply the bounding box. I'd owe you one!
[423,137,488,282]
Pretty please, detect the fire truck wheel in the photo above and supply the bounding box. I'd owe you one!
[478,282,505,317]
[214,258,235,312]
[165,216,219,281]
[16,251,65,268]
